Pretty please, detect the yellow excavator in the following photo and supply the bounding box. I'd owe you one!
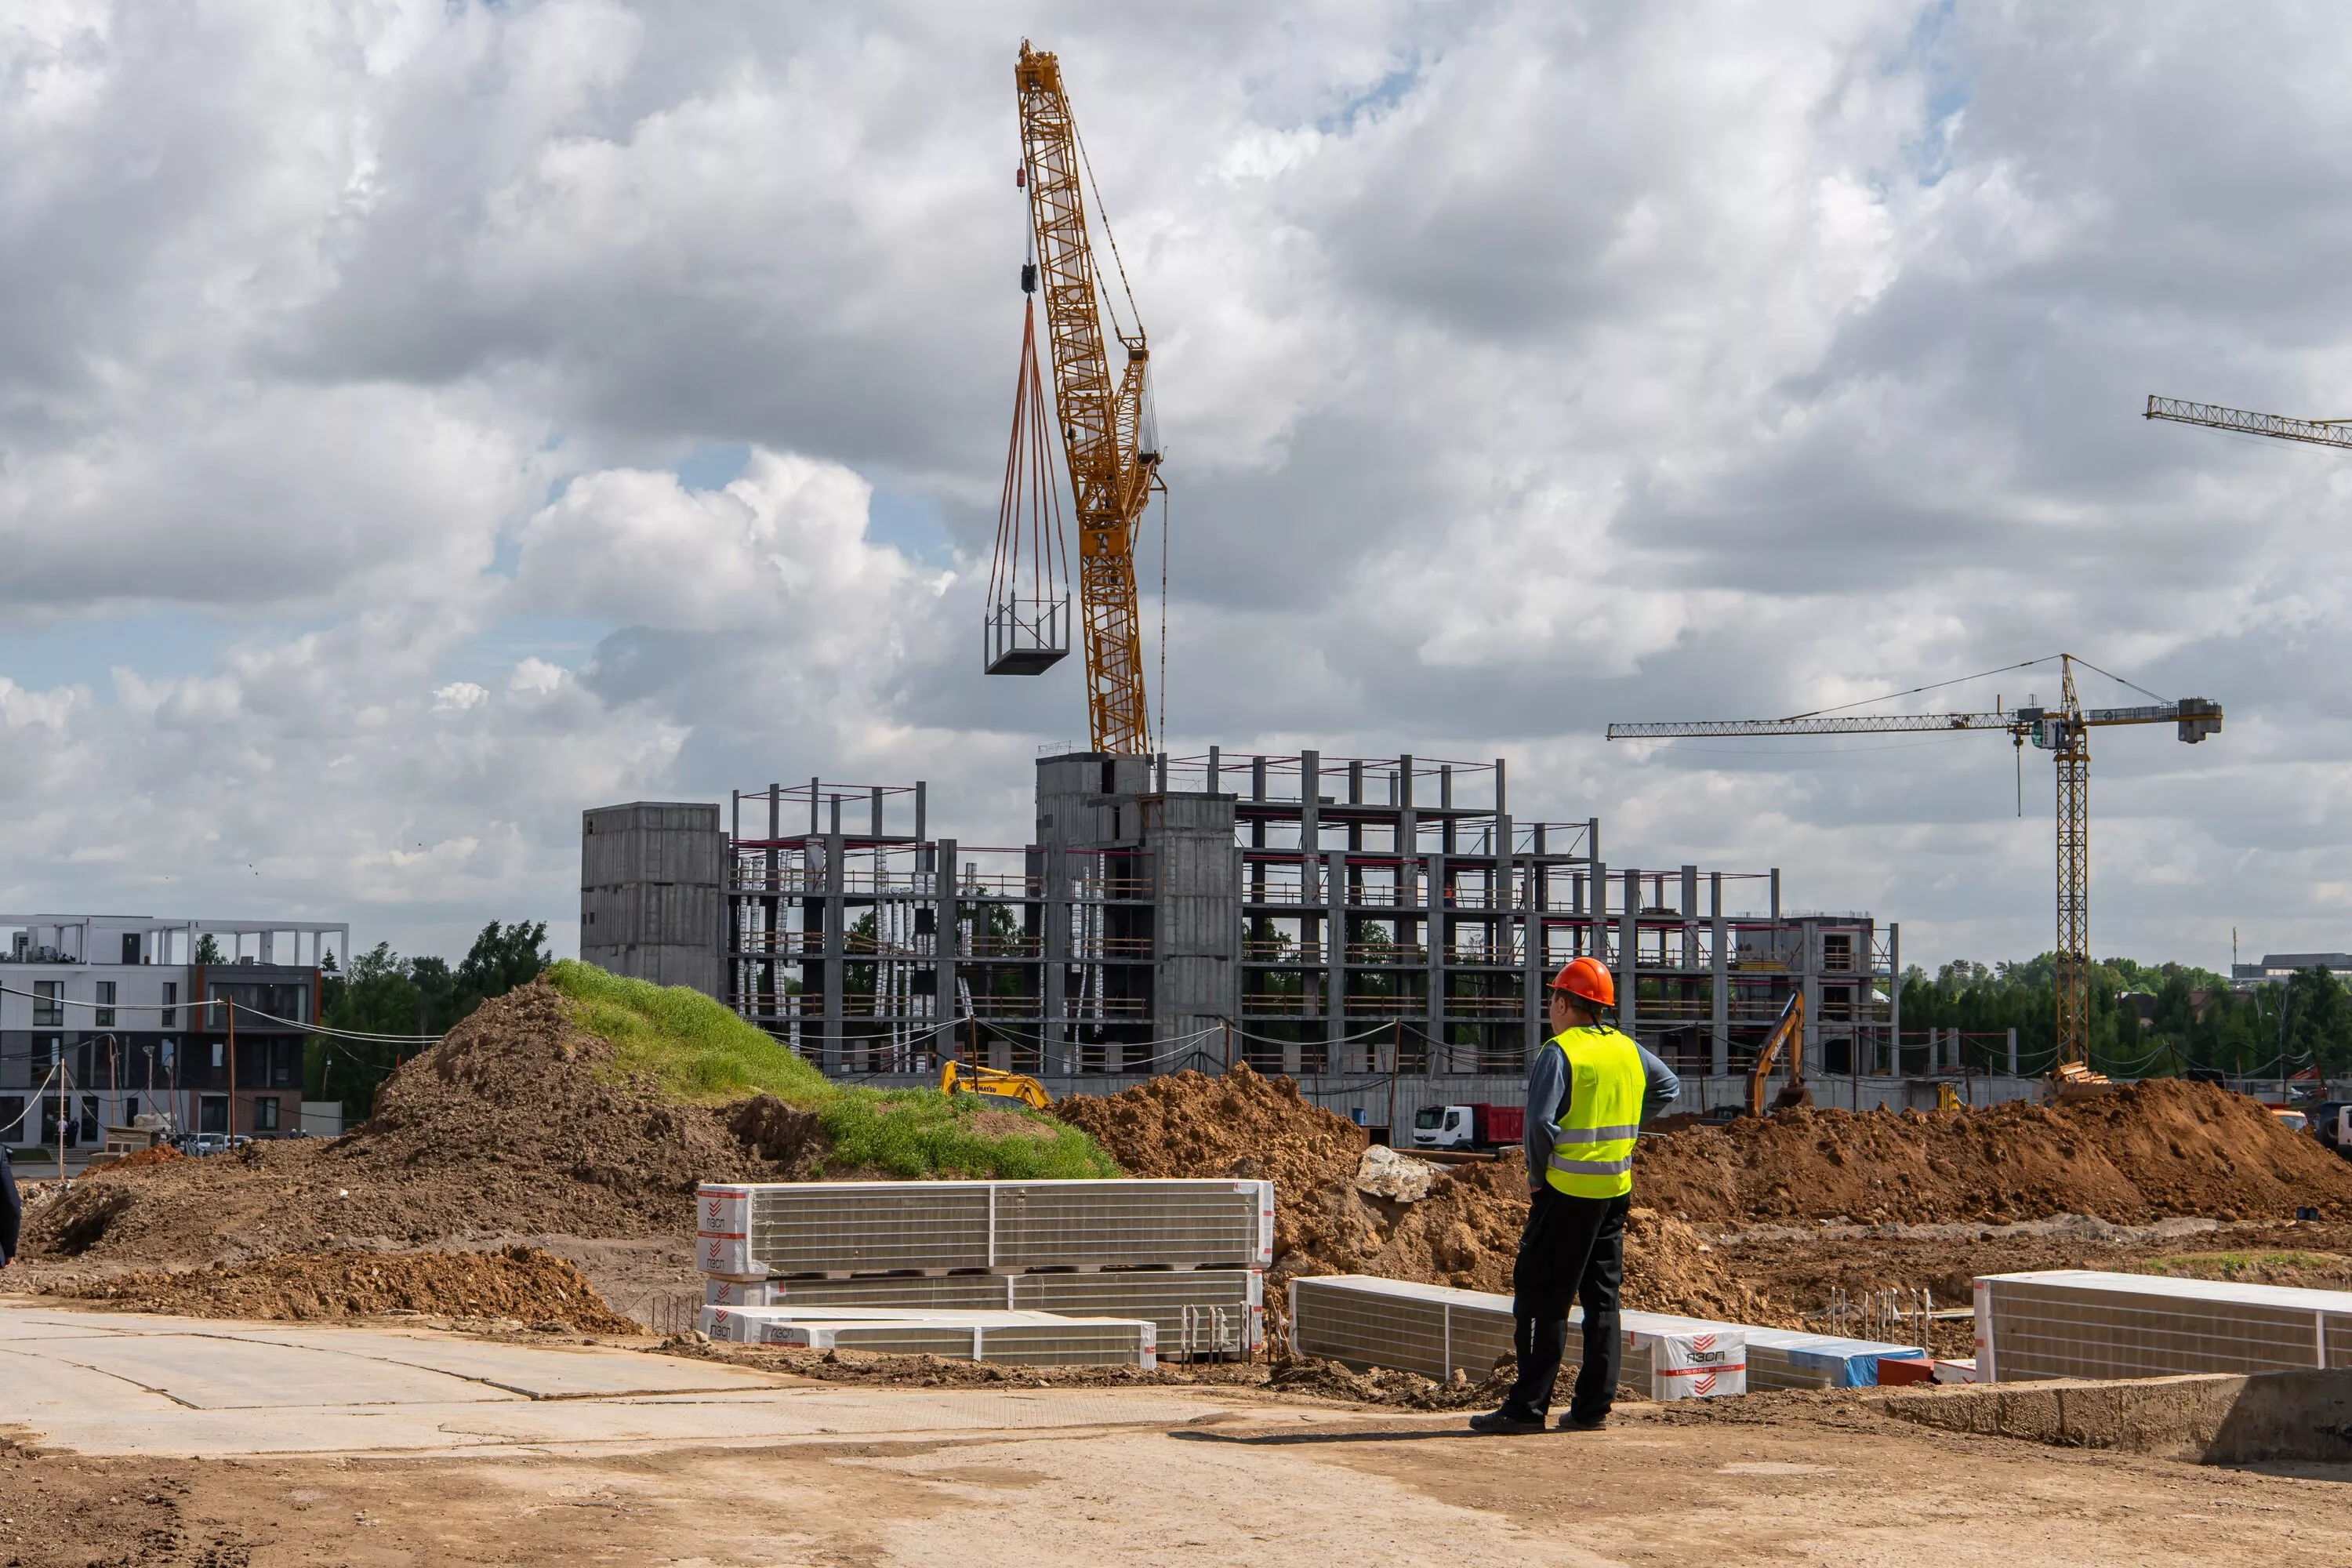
[938,1058,1054,1112]
[1745,993,1813,1116]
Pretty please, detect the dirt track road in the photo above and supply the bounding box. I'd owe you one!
[7,1333,2349,1566]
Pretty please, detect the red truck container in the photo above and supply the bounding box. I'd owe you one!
[1410,1102,1524,1151]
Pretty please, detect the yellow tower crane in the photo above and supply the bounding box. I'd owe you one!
[1003,41,1163,756]
[1609,655,2223,1071]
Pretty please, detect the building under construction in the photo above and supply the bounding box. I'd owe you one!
[584,752,1960,1112]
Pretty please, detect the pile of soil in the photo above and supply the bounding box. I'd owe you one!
[100,1145,184,1172]
[1054,1065,1762,1320]
[23,982,803,1271]
[1639,1080,2352,1226]
[50,1244,639,1331]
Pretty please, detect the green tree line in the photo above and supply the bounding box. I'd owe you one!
[1900,953,2352,1078]
[306,920,550,1122]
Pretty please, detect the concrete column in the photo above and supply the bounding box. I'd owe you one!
[821,831,844,1073]
[1425,852,1446,1073]
[1043,844,1069,1073]
[1523,854,1543,1062]
[1618,868,1639,1045]
[1326,848,1346,1069]
[1800,918,1820,1078]
[1887,922,1900,1076]
[1710,872,1729,1076]
[934,837,958,1068]
[2007,1025,2018,1076]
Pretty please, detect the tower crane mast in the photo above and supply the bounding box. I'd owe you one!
[1014,42,1162,755]
[1609,655,2223,1069]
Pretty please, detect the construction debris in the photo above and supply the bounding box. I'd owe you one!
[1353,1145,1437,1202]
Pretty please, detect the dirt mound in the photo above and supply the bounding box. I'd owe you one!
[23,981,782,1269]
[1639,1080,2352,1227]
[99,1145,184,1172]
[49,1244,640,1330]
[1056,1065,1759,1320]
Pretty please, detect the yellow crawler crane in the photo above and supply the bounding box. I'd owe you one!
[1014,41,1163,755]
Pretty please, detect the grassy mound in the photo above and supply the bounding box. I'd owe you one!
[543,960,1115,1180]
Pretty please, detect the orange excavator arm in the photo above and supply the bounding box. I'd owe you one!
[1745,993,1809,1116]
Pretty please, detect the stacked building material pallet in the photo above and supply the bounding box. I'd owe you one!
[695,1179,1272,1358]
[1975,1269,2352,1382]
[1286,1276,1748,1399]
[698,1179,1275,1276]
[1288,1275,1923,1395]
[698,1305,1157,1368]
[706,1268,1262,1358]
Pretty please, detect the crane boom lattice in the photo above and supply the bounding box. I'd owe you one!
[1013,42,1160,755]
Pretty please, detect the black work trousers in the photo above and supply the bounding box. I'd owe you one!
[1503,1185,1630,1421]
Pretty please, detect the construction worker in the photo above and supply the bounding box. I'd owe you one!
[1471,956,1679,1434]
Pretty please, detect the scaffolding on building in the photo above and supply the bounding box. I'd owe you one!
[701,753,1900,1087]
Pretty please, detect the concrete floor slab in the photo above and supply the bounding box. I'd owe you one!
[20,1331,530,1410]
[0,1305,1247,1458]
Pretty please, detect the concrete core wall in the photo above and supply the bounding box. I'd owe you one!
[581,801,725,1001]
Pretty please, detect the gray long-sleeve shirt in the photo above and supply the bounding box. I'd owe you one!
[1523,1030,1681,1189]
[1,1145,19,1265]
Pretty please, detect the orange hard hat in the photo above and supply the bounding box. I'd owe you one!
[1549,956,1615,1009]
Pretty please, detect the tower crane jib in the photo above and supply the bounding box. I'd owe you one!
[1608,655,2223,1069]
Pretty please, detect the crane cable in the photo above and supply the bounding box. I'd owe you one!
[1071,119,1145,343]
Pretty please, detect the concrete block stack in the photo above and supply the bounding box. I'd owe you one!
[1287,1274,1930,1397]
[1974,1269,2352,1382]
[695,1178,1273,1363]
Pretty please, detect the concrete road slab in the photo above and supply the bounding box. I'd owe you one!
[0,1304,1249,1458]
[0,1345,187,1420]
[19,1385,1250,1458]
[0,1316,137,1340]
[20,1331,529,1410]
[154,1327,783,1399]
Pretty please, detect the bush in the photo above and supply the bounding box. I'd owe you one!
[543,960,1114,1179]
[817,1089,1118,1180]
[546,959,831,1104]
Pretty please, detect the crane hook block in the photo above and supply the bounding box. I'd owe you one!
[1021,261,1036,294]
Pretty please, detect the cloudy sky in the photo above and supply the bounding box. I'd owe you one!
[3,1,2347,972]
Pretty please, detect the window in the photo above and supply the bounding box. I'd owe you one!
[0,1097,22,1142]
[94,980,115,1027]
[162,982,177,1028]
[253,1097,279,1132]
[32,981,60,1027]
[211,1041,224,1071]
[1822,934,1854,973]
[78,1094,99,1142]
[31,1036,58,1075]
[122,1096,138,1124]
[199,1095,227,1134]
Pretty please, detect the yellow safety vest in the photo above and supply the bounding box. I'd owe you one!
[1543,1025,1644,1200]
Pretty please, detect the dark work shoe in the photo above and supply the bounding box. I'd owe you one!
[1467,1406,1548,1435]
[1558,1412,1607,1432]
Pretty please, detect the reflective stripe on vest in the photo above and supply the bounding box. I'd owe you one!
[1543,1025,1644,1200]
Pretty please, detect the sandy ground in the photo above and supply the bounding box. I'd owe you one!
[5,1300,2348,1568]
[6,1395,2349,1566]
